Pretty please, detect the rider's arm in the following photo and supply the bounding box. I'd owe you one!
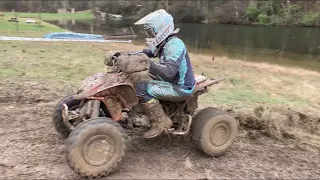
[143,49,156,58]
[149,39,185,82]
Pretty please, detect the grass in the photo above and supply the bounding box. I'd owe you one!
[1,10,93,21]
[200,89,311,108]
[0,41,106,81]
[190,54,320,109]
[0,30,319,111]
[0,17,67,33]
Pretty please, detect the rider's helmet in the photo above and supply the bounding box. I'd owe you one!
[134,9,178,54]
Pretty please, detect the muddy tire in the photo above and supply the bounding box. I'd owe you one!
[191,107,238,156]
[52,94,81,138]
[66,117,126,178]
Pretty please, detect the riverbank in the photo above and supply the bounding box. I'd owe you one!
[1,10,93,21]
[0,30,320,179]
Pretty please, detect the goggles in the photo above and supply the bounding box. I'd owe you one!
[144,27,156,38]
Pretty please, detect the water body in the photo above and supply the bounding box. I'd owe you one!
[48,19,320,71]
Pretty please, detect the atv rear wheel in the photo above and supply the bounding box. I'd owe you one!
[191,107,238,156]
[52,94,81,138]
[66,117,126,178]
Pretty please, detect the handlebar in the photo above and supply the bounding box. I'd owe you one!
[128,50,143,56]
[105,50,145,66]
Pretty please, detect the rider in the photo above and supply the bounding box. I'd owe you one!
[134,9,196,138]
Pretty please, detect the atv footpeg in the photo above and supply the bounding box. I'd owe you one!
[61,103,81,129]
[168,115,192,135]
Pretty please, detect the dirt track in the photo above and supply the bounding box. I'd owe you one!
[0,78,320,179]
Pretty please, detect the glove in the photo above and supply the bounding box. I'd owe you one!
[145,38,157,55]
[104,51,121,66]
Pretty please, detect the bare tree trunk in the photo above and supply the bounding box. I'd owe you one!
[317,1,320,26]
[270,0,274,15]
[281,2,288,24]
[204,0,208,16]
[61,0,69,9]
[234,0,239,20]
[15,11,19,31]
[38,1,42,31]
[165,0,169,12]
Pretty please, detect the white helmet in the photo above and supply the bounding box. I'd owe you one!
[135,9,177,51]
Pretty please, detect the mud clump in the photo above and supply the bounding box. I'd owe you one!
[233,106,320,144]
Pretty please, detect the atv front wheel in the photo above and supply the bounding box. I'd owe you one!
[66,117,126,178]
[52,94,81,138]
[191,107,238,156]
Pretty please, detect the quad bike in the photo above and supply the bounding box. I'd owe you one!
[52,51,238,178]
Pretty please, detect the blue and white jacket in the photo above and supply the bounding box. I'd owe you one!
[143,36,196,94]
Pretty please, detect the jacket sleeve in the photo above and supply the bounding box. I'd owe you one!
[149,39,185,82]
[142,48,156,58]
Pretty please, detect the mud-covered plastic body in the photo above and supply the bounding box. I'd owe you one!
[74,72,138,120]
[74,52,152,121]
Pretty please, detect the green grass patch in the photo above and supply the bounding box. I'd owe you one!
[199,87,310,108]
[0,31,56,37]
[194,63,311,107]
[229,78,244,86]
[0,17,67,33]
[1,10,93,21]
[195,72,310,107]
[0,40,106,84]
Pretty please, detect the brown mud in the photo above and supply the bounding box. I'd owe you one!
[0,78,319,179]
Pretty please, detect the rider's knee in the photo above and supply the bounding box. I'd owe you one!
[135,81,153,103]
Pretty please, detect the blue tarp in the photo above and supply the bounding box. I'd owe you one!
[43,32,104,40]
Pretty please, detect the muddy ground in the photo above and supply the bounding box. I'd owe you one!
[0,78,319,179]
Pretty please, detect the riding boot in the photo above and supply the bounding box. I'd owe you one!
[143,99,173,139]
